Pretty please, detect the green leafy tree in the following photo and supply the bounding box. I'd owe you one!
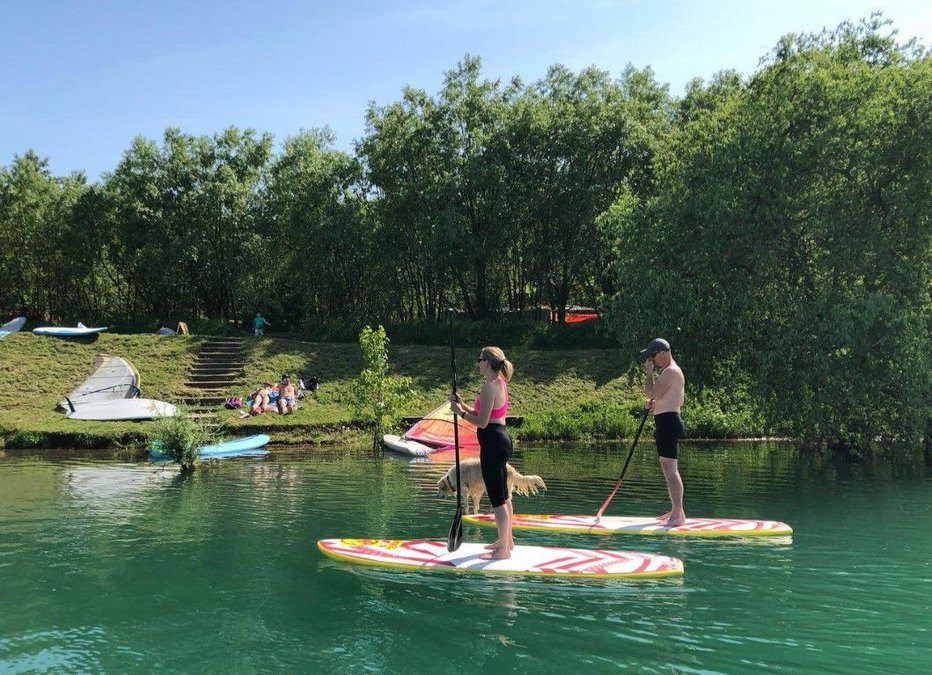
[604,16,932,451]
[0,151,90,321]
[360,88,454,320]
[101,127,272,319]
[507,64,671,319]
[350,325,414,451]
[263,129,376,325]
[362,55,518,319]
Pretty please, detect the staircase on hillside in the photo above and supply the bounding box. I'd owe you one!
[180,337,247,431]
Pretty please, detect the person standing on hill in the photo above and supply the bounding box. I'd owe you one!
[253,312,270,337]
[641,338,686,527]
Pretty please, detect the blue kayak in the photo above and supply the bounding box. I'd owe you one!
[150,434,271,461]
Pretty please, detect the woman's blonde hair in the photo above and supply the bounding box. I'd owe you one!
[481,346,513,382]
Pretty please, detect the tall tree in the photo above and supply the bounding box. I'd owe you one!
[362,56,518,319]
[0,152,89,321]
[507,64,671,320]
[604,17,932,449]
[263,129,375,324]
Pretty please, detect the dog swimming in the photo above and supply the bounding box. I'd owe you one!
[437,458,546,514]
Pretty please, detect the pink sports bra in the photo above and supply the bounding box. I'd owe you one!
[474,379,509,419]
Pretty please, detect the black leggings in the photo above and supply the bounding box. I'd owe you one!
[654,412,685,460]
[477,423,513,508]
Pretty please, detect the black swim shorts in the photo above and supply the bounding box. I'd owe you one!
[653,412,685,460]
[477,423,513,508]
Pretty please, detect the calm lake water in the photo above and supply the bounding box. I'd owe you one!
[1,442,929,674]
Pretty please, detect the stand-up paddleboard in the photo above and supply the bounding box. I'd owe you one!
[0,316,26,339]
[463,513,793,537]
[317,539,684,578]
[66,398,177,421]
[149,434,271,461]
[34,324,108,337]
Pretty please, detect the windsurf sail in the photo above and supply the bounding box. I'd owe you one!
[1,316,27,334]
[404,402,480,451]
[59,354,140,410]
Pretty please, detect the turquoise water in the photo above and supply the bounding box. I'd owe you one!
[0,443,929,673]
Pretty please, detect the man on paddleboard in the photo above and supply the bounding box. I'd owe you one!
[641,338,686,527]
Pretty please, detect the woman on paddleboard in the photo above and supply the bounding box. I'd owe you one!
[450,346,514,560]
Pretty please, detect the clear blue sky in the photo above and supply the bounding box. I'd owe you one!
[2,0,930,181]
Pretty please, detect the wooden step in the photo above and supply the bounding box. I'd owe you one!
[188,372,242,382]
[190,363,243,371]
[186,385,231,394]
[179,396,227,406]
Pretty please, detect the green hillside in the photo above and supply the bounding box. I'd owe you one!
[0,332,760,451]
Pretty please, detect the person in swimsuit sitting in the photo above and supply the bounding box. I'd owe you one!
[277,376,298,414]
[450,346,515,560]
[250,382,273,415]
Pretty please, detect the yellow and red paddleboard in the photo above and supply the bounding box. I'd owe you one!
[317,538,683,579]
[463,514,793,537]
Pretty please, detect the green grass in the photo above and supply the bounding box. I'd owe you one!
[0,332,768,449]
[0,333,206,448]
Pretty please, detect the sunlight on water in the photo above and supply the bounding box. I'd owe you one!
[0,443,929,673]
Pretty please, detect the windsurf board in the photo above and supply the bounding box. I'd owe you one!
[382,434,438,456]
[67,398,177,421]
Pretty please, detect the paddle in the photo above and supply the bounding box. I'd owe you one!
[594,406,650,522]
[446,308,464,552]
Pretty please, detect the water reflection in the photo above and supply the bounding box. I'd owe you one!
[65,464,176,509]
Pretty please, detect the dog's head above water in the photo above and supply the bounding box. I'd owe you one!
[436,459,480,498]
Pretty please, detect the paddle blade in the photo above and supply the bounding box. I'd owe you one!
[447,505,463,552]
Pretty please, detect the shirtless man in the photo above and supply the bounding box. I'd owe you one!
[641,338,686,527]
[277,377,299,414]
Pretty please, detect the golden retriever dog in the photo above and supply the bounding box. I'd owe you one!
[437,458,546,514]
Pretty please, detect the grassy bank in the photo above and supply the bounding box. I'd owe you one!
[0,332,765,450]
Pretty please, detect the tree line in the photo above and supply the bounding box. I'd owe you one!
[1,17,929,449]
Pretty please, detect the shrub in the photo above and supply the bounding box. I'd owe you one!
[350,325,414,450]
[150,407,212,470]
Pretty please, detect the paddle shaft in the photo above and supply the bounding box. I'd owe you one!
[447,308,463,551]
[595,407,650,521]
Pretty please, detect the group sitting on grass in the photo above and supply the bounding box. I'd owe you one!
[237,374,319,416]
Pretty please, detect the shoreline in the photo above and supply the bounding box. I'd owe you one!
[0,333,785,453]
[0,428,797,455]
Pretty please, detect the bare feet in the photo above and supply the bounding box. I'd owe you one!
[484,541,515,550]
[656,511,672,522]
[664,514,686,528]
[480,549,511,561]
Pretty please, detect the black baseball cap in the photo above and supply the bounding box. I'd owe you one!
[639,338,670,359]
